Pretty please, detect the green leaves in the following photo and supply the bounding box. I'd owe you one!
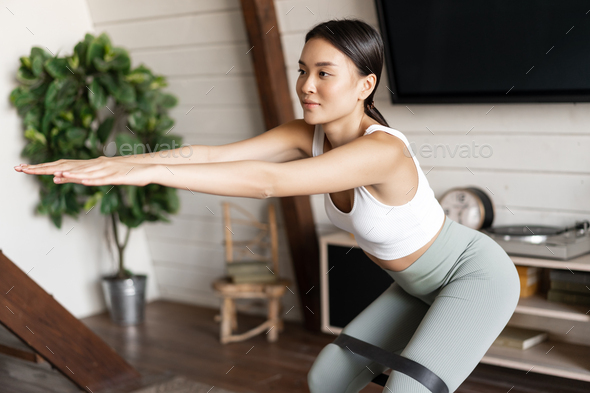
[84,191,102,211]
[97,116,114,143]
[16,47,52,86]
[10,86,38,116]
[154,115,174,133]
[24,127,47,145]
[87,78,106,110]
[94,47,131,73]
[30,47,52,76]
[125,65,152,86]
[100,189,120,214]
[157,93,177,109]
[76,102,94,128]
[45,58,69,79]
[105,47,130,70]
[86,33,111,70]
[127,109,148,130]
[73,35,92,67]
[32,56,45,77]
[67,53,79,71]
[115,81,136,105]
[97,73,136,108]
[20,56,32,69]
[65,127,88,147]
[45,78,78,111]
[16,66,39,86]
[10,31,182,275]
[30,47,52,64]
[23,106,41,129]
[115,133,143,156]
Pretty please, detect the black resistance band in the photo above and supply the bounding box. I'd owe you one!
[332,333,449,393]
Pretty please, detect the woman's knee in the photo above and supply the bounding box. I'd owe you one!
[307,362,323,393]
[308,342,380,393]
[307,344,343,392]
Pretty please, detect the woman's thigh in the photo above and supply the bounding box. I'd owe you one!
[384,234,521,392]
[307,282,430,393]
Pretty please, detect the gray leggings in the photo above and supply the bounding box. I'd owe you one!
[308,216,521,392]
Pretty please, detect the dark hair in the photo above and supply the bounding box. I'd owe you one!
[305,18,389,127]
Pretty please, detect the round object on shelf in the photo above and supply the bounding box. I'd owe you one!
[439,186,494,230]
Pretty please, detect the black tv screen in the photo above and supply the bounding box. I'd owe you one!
[374,1,590,103]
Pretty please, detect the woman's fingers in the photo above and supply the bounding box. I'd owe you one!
[14,163,52,172]
[20,161,71,175]
[23,157,148,187]
[20,166,58,175]
[56,172,116,186]
[53,168,109,184]
[53,174,83,184]
[18,159,64,169]
[62,168,109,179]
[20,160,59,168]
[53,176,76,184]
[19,158,101,175]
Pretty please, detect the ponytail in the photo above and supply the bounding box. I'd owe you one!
[364,98,389,127]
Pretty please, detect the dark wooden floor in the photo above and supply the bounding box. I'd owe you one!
[2,299,590,392]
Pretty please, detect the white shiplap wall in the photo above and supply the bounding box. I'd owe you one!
[85,0,590,324]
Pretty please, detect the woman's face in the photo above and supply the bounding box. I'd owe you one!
[296,38,370,124]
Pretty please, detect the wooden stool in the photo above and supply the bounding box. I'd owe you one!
[212,202,291,344]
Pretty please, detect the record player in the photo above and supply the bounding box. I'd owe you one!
[481,220,590,260]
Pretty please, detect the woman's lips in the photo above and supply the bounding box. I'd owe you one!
[303,103,320,109]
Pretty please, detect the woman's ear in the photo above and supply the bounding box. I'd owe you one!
[360,73,376,100]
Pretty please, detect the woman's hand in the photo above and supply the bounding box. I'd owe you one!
[14,156,154,187]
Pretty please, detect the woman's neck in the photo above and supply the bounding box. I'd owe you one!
[322,113,379,149]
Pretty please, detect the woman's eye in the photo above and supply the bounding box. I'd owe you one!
[297,69,329,77]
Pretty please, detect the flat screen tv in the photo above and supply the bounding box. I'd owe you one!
[374,1,590,103]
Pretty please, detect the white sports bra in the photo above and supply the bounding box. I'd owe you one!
[313,123,446,260]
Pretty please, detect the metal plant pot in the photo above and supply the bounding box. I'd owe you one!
[101,274,147,326]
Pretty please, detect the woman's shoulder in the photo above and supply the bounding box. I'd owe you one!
[364,123,405,137]
[361,125,417,173]
[363,124,409,148]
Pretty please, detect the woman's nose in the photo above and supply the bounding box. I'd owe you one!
[300,77,316,94]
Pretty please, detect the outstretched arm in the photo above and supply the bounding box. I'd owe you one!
[16,132,401,199]
[113,144,209,165]
[16,158,272,199]
[150,160,271,198]
[119,118,308,165]
[148,133,400,198]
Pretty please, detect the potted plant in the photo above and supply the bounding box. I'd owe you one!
[10,32,182,325]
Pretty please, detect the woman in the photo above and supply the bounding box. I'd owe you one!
[15,18,520,393]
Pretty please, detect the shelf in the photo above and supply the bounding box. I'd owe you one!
[510,252,590,271]
[516,293,590,322]
[482,338,590,382]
